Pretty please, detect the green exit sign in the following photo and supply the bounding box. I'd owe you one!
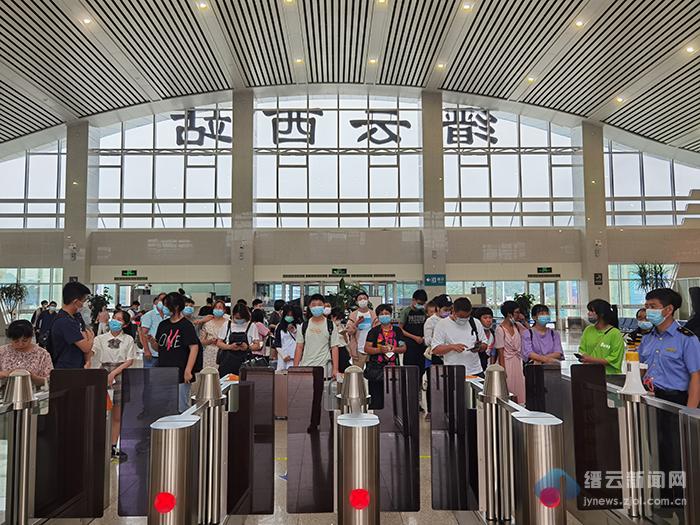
[332,268,348,276]
[121,269,138,277]
[537,267,553,274]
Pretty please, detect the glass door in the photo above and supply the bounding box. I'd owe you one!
[528,281,559,321]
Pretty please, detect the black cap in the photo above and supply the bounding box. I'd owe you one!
[433,294,453,308]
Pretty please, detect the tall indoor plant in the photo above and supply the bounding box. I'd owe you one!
[633,262,670,292]
[0,283,29,323]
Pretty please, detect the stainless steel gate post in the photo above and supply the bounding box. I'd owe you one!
[479,364,511,521]
[4,370,36,525]
[338,365,370,414]
[619,393,646,518]
[511,411,566,524]
[193,368,228,525]
[337,413,380,525]
[679,407,700,524]
[148,415,200,525]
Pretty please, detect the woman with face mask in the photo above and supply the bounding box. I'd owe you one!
[346,291,377,369]
[216,303,262,378]
[521,304,563,364]
[626,308,652,351]
[578,299,625,374]
[495,300,526,404]
[90,310,136,460]
[363,304,406,409]
[200,300,229,369]
[274,304,300,371]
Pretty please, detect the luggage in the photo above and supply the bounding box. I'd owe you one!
[274,371,288,419]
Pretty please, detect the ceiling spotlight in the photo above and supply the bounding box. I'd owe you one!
[368,58,378,64]
[615,96,624,103]
[686,46,695,53]
[295,58,303,64]
[82,17,92,24]
[437,63,446,69]
[197,1,208,8]
[527,76,535,83]
[462,2,473,10]
[574,19,584,27]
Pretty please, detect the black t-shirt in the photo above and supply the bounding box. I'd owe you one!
[52,310,87,368]
[400,307,427,355]
[156,317,200,383]
[366,325,404,366]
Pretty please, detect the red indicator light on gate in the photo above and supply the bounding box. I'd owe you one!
[154,491,177,513]
[349,488,370,510]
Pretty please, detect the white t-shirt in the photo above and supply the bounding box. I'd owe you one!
[431,316,486,376]
[217,320,260,345]
[297,318,342,367]
[277,325,299,371]
[91,331,137,366]
[423,314,442,349]
[350,309,374,354]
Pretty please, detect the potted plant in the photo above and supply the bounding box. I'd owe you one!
[0,283,29,323]
[632,262,670,292]
[88,288,113,329]
[326,278,371,313]
[513,292,536,319]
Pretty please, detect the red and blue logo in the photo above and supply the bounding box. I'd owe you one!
[534,469,579,508]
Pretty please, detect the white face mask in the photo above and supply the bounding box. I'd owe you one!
[323,307,332,316]
[357,300,369,309]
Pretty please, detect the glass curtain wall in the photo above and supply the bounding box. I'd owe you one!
[442,105,579,227]
[608,264,677,317]
[0,140,66,228]
[0,267,63,318]
[94,104,233,228]
[604,140,700,226]
[253,94,423,228]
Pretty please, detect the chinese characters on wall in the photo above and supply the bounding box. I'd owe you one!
[170,107,499,147]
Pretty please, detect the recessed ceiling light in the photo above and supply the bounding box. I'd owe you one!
[686,46,695,53]
[72,181,78,185]
[369,58,378,64]
[82,17,92,24]
[377,0,387,3]
[197,1,207,9]
[462,2,473,10]
[615,96,624,103]
[620,228,624,232]
[284,0,294,3]
[437,63,446,69]
[574,19,584,27]
[591,180,596,184]
[527,76,535,83]
[295,58,303,64]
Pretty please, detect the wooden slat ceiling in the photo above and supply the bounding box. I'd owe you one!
[0,0,698,154]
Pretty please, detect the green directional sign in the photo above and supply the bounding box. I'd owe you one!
[121,269,138,277]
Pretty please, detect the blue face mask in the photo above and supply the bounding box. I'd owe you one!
[284,315,295,323]
[183,306,194,316]
[108,320,123,333]
[638,320,653,331]
[310,306,325,317]
[234,318,247,325]
[646,309,666,327]
[536,315,551,326]
[161,305,171,317]
[378,314,392,325]
[213,308,225,318]
[414,303,424,310]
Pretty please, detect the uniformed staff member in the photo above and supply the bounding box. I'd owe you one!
[638,288,700,408]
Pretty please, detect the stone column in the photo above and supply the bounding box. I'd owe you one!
[231,90,255,299]
[421,91,447,295]
[575,121,610,309]
[62,121,97,284]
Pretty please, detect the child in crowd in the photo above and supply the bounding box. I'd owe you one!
[91,310,136,461]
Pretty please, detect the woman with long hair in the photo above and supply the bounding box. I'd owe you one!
[578,299,625,374]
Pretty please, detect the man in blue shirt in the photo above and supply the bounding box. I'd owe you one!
[639,288,700,408]
[139,292,168,368]
[52,281,95,369]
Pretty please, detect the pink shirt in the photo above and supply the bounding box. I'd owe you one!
[0,343,53,378]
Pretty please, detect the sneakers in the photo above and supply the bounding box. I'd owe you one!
[111,445,128,463]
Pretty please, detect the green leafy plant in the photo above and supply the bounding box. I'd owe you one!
[633,262,670,292]
[513,292,536,319]
[0,283,28,322]
[325,279,371,313]
[89,288,113,324]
